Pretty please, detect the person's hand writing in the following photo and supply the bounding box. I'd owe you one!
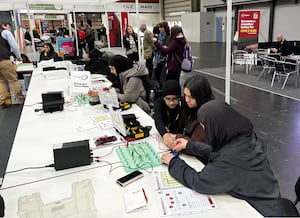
[173,138,188,152]
[163,133,176,149]
[161,152,174,165]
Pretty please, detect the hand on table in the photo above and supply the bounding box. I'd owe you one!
[161,152,174,165]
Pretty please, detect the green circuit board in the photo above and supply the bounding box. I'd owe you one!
[116,141,162,173]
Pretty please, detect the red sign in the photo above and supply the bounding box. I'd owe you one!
[237,10,260,48]
[121,12,128,37]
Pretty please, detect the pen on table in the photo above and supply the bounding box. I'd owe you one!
[142,188,148,202]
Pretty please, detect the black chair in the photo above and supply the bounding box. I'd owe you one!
[281,176,300,216]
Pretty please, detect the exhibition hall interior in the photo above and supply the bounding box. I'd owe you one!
[0,0,300,217]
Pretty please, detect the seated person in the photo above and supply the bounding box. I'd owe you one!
[84,49,110,75]
[39,43,59,61]
[108,55,150,113]
[153,80,183,138]
[161,100,286,217]
[270,33,293,56]
[163,75,215,148]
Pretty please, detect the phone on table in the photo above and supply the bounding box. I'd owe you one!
[116,170,144,187]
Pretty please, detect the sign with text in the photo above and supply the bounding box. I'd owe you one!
[237,10,260,49]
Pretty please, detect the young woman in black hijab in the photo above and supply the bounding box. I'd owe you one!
[108,55,150,112]
[153,80,183,137]
[161,100,286,217]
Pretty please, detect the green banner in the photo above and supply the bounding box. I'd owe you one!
[29,4,62,10]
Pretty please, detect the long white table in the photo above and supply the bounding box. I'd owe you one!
[0,66,263,217]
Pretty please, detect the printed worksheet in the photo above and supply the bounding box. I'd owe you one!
[156,187,216,216]
[152,171,217,216]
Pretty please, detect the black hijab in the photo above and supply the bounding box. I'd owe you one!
[108,55,133,75]
[197,100,253,152]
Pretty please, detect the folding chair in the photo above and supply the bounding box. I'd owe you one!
[271,60,296,89]
[257,56,276,80]
[231,50,248,74]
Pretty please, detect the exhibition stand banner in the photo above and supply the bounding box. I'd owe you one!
[237,10,260,49]
[57,37,74,57]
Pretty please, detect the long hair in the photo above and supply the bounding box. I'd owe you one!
[44,43,55,53]
[124,25,137,38]
[157,21,170,36]
[184,74,215,109]
[169,25,186,42]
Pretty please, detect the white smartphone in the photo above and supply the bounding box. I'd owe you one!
[116,171,144,187]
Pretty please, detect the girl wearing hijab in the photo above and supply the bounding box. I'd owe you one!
[39,43,59,61]
[153,80,183,138]
[163,75,215,148]
[161,100,286,217]
[108,55,150,113]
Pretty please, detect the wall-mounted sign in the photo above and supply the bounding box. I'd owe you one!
[29,4,63,10]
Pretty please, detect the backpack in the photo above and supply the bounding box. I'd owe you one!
[175,44,194,73]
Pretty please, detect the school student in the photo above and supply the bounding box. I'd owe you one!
[161,100,286,217]
[153,80,183,138]
[108,55,150,113]
[163,75,215,148]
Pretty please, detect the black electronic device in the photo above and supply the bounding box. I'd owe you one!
[42,91,64,113]
[116,170,144,187]
[53,139,91,171]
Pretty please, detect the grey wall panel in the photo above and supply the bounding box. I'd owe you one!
[164,0,191,21]
[273,4,300,41]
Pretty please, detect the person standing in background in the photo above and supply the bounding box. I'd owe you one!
[140,24,154,78]
[99,23,107,46]
[153,25,186,82]
[0,21,24,109]
[152,21,170,87]
[85,23,95,52]
[123,25,139,62]
[24,26,32,46]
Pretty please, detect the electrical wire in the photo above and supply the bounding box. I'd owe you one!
[5,164,54,174]
[24,102,42,107]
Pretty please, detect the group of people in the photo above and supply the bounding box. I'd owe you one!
[123,22,186,86]
[0,18,291,217]
[154,77,287,217]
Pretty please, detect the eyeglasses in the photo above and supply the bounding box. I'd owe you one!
[163,97,179,104]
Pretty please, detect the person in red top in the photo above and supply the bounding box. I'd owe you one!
[78,26,86,58]
[152,25,186,82]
